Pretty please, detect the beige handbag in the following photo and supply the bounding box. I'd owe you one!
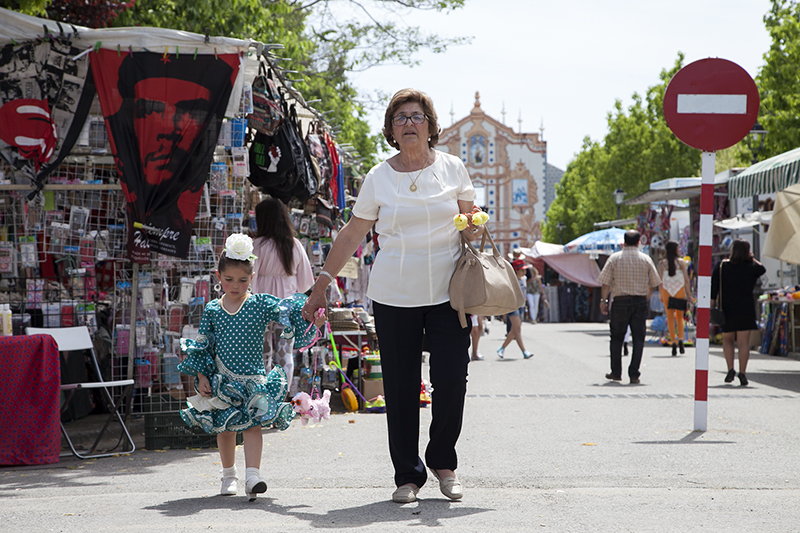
[449,229,525,328]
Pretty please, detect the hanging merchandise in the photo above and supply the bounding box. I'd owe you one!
[248,101,317,203]
[307,122,332,182]
[286,103,318,202]
[247,62,284,135]
[0,37,95,191]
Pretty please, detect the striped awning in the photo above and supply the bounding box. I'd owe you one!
[728,146,800,198]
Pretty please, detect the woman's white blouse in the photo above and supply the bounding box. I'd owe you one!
[352,151,476,307]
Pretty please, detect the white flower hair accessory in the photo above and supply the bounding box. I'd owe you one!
[224,234,257,261]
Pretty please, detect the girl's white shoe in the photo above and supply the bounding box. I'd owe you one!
[245,477,267,501]
[220,476,238,495]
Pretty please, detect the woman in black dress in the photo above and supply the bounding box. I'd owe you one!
[710,239,765,386]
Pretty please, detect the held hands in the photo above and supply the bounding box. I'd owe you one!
[302,292,328,327]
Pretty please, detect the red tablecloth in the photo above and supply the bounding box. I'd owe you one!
[0,335,61,465]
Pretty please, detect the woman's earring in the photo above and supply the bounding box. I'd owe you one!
[214,283,221,293]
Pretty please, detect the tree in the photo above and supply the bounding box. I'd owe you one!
[113,0,468,167]
[754,0,800,161]
[542,55,701,244]
[2,0,468,167]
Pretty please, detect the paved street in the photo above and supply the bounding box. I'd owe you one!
[3,320,800,532]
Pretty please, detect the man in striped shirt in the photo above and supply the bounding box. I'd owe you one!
[598,230,661,384]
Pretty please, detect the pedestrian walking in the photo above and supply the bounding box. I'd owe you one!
[497,259,534,360]
[657,240,691,356]
[598,230,661,384]
[470,314,486,361]
[177,234,321,500]
[302,88,479,504]
[251,197,315,390]
[526,265,543,323]
[711,239,765,386]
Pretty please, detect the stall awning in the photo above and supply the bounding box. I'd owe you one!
[728,146,800,199]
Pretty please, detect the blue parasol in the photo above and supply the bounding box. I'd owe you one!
[565,227,627,254]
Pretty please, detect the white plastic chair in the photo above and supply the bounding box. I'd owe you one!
[27,326,136,459]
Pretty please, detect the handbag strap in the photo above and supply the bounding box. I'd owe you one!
[459,227,502,263]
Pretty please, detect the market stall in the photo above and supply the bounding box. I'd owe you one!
[0,7,374,450]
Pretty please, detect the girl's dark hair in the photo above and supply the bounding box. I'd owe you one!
[217,252,254,275]
[254,197,295,276]
[729,238,753,264]
[666,240,679,277]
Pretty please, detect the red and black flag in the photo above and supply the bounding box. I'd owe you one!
[90,49,239,262]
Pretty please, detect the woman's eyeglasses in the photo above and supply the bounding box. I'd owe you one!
[392,114,427,126]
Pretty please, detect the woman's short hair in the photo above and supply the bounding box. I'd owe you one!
[382,88,441,150]
[729,238,753,264]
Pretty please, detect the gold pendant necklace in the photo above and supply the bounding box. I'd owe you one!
[406,152,431,192]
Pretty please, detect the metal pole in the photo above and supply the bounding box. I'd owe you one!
[124,262,139,421]
[694,151,715,431]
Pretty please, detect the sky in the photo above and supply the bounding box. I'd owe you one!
[350,0,774,171]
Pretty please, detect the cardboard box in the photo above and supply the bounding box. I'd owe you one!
[361,378,384,400]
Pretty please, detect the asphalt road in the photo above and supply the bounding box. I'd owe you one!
[3,320,800,532]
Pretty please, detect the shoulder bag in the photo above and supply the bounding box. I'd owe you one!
[449,229,525,328]
[710,262,726,326]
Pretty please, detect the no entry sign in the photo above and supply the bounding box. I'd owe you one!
[664,58,759,152]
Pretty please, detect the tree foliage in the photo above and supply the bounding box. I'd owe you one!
[542,56,701,244]
[2,0,468,168]
[754,0,800,161]
[114,0,467,168]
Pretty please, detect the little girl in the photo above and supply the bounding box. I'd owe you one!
[177,234,322,500]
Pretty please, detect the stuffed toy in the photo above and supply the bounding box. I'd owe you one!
[291,389,332,425]
[453,207,490,231]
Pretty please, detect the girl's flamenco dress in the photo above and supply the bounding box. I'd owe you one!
[177,293,317,433]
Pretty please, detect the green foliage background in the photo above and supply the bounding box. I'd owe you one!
[544,0,800,244]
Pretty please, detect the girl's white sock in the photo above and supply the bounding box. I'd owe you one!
[245,467,261,481]
[222,466,237,479]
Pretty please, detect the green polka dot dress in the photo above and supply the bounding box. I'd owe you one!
[177,293,317,433]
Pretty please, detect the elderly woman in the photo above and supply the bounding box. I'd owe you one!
[303,88,480,503]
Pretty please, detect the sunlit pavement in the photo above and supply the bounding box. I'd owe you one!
[4,320,800,532]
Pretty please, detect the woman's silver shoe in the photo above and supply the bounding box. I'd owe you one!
[430,468,463,500]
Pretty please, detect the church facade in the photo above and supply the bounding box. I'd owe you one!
[436,92,555,255]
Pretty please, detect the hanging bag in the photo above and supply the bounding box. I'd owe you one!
[248,62,284,135]
[710,261,726,326]
[285,103,318,202]
[449,229,525,328]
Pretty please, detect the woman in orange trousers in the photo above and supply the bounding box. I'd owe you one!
[658,240,692,356]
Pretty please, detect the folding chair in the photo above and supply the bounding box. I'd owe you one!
[27,326,136,459]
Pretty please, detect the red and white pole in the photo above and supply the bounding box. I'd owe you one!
[693,151,715,431]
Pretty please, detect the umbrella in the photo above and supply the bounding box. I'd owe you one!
[565,227,626,254]
[764,183,800,265]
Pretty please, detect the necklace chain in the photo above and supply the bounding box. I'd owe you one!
[404,152,431,192]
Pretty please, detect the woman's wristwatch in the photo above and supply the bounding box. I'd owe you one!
[600,298,609,304]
